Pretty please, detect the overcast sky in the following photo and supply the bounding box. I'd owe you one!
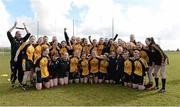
[0,0,180,50]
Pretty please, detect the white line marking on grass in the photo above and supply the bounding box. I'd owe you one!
[0,74,8,77]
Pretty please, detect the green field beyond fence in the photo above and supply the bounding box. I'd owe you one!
[0,52,180,106]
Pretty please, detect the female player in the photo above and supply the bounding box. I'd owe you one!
[98,53,109,83]
[108,51,117,84]
[89,51,99,84]
[34,46,50,90]
[48,54,59,88]
[122,50,133,88]
[132,50,148,90]
[78,53,89,83]
[57,52,70,85]
[69,50,80,84]
[145,37,169,93]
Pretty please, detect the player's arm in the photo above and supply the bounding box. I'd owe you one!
[113,34,118,41]
[64,28,70,45]
[7,21,17,42]
[67,41,73,50]
[22,23,31,42]
[88,36,93,45]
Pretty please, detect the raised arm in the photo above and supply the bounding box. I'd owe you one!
[113,34,118,41]
[7,21,17,42]
[64,28,70,45]
[22,23,31,42]
[88,36,93,45]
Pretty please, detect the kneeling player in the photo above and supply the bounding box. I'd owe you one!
[132,50,148,90]
[122,51,133,88]
[89,51,99,84]
[57,52,70,85]
[98,53,109,84]
[69,51,80,84]
[48,54,59,88]
[79,53,89,83]
[35,47,50,90]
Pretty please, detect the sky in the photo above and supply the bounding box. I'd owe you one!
[0,0,180,50]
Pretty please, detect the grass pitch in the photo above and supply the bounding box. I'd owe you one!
[0,52,180,106]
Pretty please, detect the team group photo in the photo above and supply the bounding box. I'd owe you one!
[0,0,180,106]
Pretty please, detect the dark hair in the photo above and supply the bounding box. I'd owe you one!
[150,37,156,44]
[146,37,156,45]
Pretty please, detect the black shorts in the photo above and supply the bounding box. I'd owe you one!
[89,72,98,78]
[69,72,80,80]
[42,77,50,82]
[80,74,89,78]
[133,74,144,85]
[98,72,108,80]
[57,71,69,78]
[49,71,58,79]
[123,73,132,83]
[36,71,49,83]
[108,71,116,80]
[36,70,41,83]
[23,59,34,71]
[154,60,162,65]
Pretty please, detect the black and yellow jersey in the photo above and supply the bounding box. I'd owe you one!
[73,43,82,58]
[82,44,92,55]
[18,42,35,62]
[35,56,49,78]
[133,58,148,76]
[124,59,133,75]
[34,44,42,61]
[49,47,60,58]
[97,44,104,56]
[70,56,79,73]
[99,59,109,73]
[89,57,99,73]
[59,47,68,57]
[110,44,116,53]
[150,44,168,63]
[78,58,89,76]
[90,46,98,54]
[139,49,149,63]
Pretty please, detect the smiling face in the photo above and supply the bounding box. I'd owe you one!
[145,38,151,46]
[116,46,123,55]
[76,37,81,44]
[136,42,143,50]
[92,39,97,46]
[61,41,66,47]
[42,48,49,56]
[63,52,69,61]
[134,50,140,59]
[37,37,43,44]
[111,52,116,58]
[52,36,57,42]
[122,51,129,60]
[99,38,104,45]
[52,41,58,47]
[81,53,86,59]
[43,36,48,43]
[29,36,36,44]
[71,36,76,44]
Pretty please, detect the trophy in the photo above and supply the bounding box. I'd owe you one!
[15,21,25,30]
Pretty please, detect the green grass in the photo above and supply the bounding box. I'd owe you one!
[0,52,180,106]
